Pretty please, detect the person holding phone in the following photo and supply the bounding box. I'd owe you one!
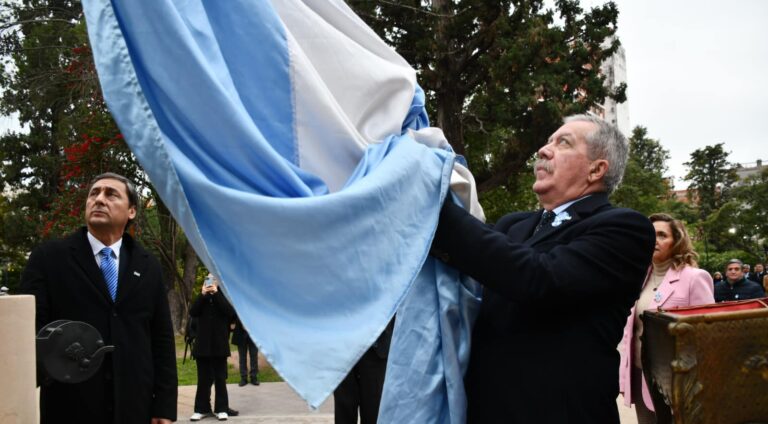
[190,274,238,421]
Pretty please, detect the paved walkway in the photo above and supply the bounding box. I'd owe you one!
[176,383,639,423]
[177,383,333,423]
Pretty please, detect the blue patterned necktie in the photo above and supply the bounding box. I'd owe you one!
[100,247,118,301]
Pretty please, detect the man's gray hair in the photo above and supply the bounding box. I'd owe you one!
[564,114,628,193]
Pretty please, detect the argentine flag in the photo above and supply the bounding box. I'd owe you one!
[82,1,483,422]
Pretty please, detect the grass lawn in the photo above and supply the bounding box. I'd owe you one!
[175,335,283,386]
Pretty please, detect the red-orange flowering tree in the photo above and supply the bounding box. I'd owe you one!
[0,2,198,331]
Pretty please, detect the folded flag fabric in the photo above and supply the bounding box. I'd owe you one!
[82,1,482,422]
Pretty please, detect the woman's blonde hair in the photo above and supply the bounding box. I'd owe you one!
[650,213,698,269]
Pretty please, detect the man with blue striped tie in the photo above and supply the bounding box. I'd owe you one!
[21,172,177,424]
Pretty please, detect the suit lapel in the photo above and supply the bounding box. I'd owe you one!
[509,213,541,243]
[69,228,112,305]
[116,234,148,304]
[525,211,558,244]
[526,193,611,245]
[653,267,681,307]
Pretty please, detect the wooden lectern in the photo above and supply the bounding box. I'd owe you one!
[641,298,768,424]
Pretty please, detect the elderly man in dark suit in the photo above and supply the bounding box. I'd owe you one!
[432,114,655,423]
[21,173,177,423]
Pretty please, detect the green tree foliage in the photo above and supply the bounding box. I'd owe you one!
[0,0,86,256]
[347,0,626,206]
[729,168,768,261]
[663,198,698,222]
[681,144,739,270]
[683,143,738,218]
[611,126,670,215]
[691,163,768,271]
[0,1,198,330]
[695,247,754,277]
[481,156,539,222]
[0,0,140,270]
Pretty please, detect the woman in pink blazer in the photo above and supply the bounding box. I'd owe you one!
[619,213,714,424]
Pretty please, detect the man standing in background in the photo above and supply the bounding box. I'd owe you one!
[715,259,765,302]
[232,317,260,387]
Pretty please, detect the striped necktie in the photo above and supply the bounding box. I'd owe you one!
[533,210,555,235]
[100,247,118,301]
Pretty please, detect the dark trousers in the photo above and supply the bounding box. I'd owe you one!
[237,338,259,379]
[194,357,229,413]
[40,379,114,424]
[333,349,387,424]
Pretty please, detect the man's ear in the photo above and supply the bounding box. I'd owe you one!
[128,206,137,221]
[588,160,609,183]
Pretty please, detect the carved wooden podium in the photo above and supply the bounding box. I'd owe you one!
[641,298,768,424]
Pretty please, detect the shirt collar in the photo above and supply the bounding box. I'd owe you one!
[551,194,592,216]
[87,231,123,259]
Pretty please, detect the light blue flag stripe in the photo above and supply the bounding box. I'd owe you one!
[83,0,481,421]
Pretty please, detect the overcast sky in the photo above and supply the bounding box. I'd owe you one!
[583,0,768,188]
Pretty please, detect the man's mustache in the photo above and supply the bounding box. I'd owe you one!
[534,159,553,174]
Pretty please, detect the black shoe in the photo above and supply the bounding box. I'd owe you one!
[238,378,247,387]
[251,377,260,386]
[227,408,239,417]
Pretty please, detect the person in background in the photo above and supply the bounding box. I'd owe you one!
[748,263,766,284]
[21,172,177,423]
[742,263,751,278]
[714,259,765,302]
[712,271,723,284]
[334,319,395,424]
[619,213,714,423]
[232,317,260,386]
[190,274,239,421]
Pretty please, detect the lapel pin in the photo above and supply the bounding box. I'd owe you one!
[133,271,141,277]
[552,211,572,227]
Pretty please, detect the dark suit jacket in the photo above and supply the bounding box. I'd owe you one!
[432,193,654,423]
[747,271,766,285]
[231,318,252,348]
[714,277,766,302]
[370,317,395,359]
[190,290,234,357]
[333,317,395,424]
[21,228,177,423]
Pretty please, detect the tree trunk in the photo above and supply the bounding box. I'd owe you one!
[167,289,185,335]
[165,239,199,334]
[177,240,199,334]
[432,0,466,156]
[436,91,466,156]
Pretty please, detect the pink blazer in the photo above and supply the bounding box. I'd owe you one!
[618,265,714,410]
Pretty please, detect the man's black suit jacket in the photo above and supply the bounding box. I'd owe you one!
[432,193,654,423]
[21,228,177,423]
